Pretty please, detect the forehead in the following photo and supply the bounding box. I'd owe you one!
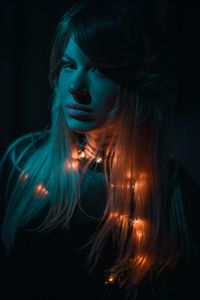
[63,37,91,64]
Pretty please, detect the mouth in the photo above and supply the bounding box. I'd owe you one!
[66,102,92,113]
[66,107,94,121]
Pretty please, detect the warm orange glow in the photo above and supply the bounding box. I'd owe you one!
[34,183,48,197]
[71,149,80,160]
[134,173,147,193]
[72,147,104,164]
[132,219,146,242]
[108,275,115,283]
[119,215,124,221]
[113,156,118,164]
[80,151,86,158]
[109,212,119,219]
[104,274,116,285]
[109,181,135,190]
[109,213,147,241]
[64,159,79,172]
[96,156,102,163]
[126,170,132,179]
[134,254,150,268]
[109,212,130,230]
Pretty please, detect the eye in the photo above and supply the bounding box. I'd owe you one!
[60,60,75,69]
[60,59,105,77]
[90,66,105,77]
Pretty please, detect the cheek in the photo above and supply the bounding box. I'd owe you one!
[57,73,67,96]
[94,86,118,114]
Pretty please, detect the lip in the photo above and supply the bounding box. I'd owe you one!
[66,103,92,113]
[66,107,93,120]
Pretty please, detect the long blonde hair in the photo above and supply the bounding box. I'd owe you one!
[0,0,191,290]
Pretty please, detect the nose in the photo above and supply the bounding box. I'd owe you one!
[68,71,88,95]
[70,88,88,98]
[68,84,88,96]
[68,74,90,102]
[70,88,91,103]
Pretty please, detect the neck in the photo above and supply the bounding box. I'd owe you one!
[85,120,118,151]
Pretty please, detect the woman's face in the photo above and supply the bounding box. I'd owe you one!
[57,36,121,133]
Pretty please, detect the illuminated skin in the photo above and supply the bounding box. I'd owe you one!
[57,36,121,149]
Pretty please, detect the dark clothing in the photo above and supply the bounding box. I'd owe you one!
[0,157,199,300]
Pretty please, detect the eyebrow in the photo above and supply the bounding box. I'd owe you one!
[62,54,75,61]
[62,53,92,65]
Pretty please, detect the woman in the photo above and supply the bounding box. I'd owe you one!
[0,0,199,299]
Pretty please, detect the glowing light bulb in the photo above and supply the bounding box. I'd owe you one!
[133,219,141,224]
[119,215,124,221]
[113,212,119,218]
[80,151,86,158]
[34,183,48,198]
[136,230,143,240]
[72,160,79,169]
[126,170,132,179]
[96,156,102,163]
[64,159,79,172]
[19,171,29,183]
[134,254,149,268]
[71,149,80,160]
[134,172,148,193]
[104,274,116,285]
[108,275,115,283]
[132,219,147,243]
[139,172,147,179]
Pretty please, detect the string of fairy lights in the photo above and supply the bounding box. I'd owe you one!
[18,142,149,286]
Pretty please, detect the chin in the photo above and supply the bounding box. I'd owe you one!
[66,119,99,133]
